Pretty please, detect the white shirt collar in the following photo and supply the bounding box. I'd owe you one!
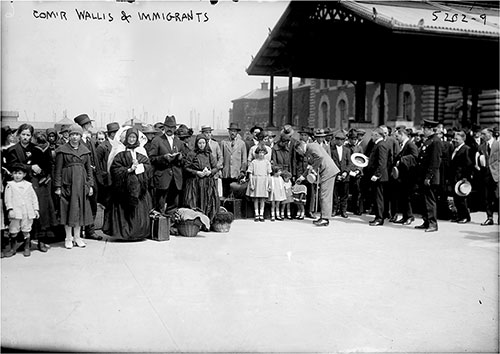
[375,137,383,145]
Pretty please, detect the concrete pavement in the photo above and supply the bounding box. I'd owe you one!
[1,212,498,353]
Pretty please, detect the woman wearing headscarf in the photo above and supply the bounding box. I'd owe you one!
[183,134,220,222]
[103,128,152,240]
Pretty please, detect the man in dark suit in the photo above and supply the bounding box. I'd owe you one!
[415,119,443,232]
[148,115,185,213]
[74,113,102,240]
[95,122,120,208]
[380,125,401,221]
[366,127,389,226]
[477,128,500,225]
[450,131,473,223]
[330,131,352,218]
[392,126,419,225]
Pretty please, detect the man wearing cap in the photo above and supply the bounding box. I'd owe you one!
[74,114,101,240]
[365,127,389,226]
[449,131,473,223]
[148,115,184,212]
[221,123,247,197]
[477,128,499,225]
[296,140,340,226]
[392,126,418,225]
[415,119,443,232]
[96,122,120,208]
[57,125,70,146]
[330,130,352,218]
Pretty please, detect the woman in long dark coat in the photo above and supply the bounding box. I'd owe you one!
[54,124,94,249]
[183,134,220,222]
[103,128,152,240]
[5,124,52,252]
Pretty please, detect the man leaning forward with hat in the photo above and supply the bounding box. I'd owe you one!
[147,115,185,213]
[201,125,224,195]
[415,119,443,232]
[74,113,102,240]
[96,122,120,208]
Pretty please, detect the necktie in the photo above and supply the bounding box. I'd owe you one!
[487,143,491,155]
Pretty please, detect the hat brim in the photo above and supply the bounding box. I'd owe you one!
[391,166,399,179]
[351,153,369,168]
[454,180,472,197]
[315,134,327,137]
[228,128,241,131]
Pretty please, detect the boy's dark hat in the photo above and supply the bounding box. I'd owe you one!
[422,119,439,128]
[74,114,93,127]
[10,163,29,174]
[164,115,177,128]
[227,122,241,131]
[106,122,120,134]
[249,125,263,134]
[175,125,191,138]
[60,124,70,133]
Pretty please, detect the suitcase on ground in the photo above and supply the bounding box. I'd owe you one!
[221,198,243,219]
[150,212,170,241]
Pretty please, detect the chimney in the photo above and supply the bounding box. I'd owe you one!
[261,81,269,90]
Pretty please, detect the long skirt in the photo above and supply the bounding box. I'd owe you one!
[183,176,220,221]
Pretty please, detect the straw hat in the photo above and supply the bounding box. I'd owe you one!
[351,153,369,168]
[454,179,472,197]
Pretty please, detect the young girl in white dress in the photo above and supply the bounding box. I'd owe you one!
[280,170,294,219]
[268,165,286,221]
[246,145,271,222]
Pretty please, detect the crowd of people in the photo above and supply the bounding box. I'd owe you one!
[1,113,498,257]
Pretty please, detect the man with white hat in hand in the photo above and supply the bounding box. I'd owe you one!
[449,131,473,223]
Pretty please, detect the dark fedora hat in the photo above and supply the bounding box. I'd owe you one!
[74,114,93,127]
[106,122,120,134]
[314,128,327,138]
[249,125,264,134]
[422,119,439,128]
[164,115,177,128]
[298,126,313,136]
[227,122,241,131]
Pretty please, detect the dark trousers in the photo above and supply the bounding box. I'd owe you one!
[398,180,415,220]
[484,173,498,218]
[156,182,181,213]
[453,195,470,220]
[384,179,397,219]
[371,181,385,221]
[333,180,349,214]
[348,177,362,214]
[422,184,439,228]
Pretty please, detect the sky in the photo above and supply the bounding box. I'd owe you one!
[1,0,291,129]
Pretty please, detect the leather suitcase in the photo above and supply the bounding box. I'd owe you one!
[150,214,170,241]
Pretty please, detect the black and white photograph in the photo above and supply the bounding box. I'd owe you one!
[1,0,499,352]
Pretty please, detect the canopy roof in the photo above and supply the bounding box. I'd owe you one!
[247,1,500,89]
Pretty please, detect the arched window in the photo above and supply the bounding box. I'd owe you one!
[338,99,346,125]
[321,102,328,127]
[403,91,412,121]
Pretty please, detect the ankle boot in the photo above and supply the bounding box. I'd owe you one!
[3,236,19,258]
[23,237,31,257]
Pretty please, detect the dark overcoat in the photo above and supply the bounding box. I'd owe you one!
[148,134,184,190]
[417,134,443,185]
[53,143,94,227]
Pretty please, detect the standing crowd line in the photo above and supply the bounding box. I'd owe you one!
[1,113,499,257]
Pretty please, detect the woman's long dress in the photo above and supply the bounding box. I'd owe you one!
[103,150,152,240]
[183,151,220,221]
